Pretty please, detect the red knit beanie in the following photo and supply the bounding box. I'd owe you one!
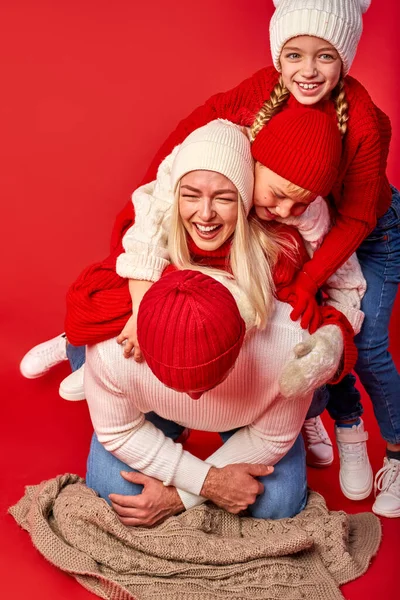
[251,107,342,197]
[137,270,246,394]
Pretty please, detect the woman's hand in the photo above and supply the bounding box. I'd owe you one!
[279,324,344,399]
[117,312,143,361]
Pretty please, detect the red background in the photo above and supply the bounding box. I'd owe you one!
[1,1,399,598]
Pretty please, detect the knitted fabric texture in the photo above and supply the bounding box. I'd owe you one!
[270,0,372,75]
[170,119,254,215]
[252,106,342,197]
[10,474,381,600]
[137,270,245,392]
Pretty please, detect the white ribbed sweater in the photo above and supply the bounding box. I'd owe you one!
[85,302,311,509]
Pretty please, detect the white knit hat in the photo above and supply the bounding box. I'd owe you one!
[171,119,254,215]
[269,0,371,76]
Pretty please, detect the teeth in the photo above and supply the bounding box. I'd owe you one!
[196,224,219,232]
[298,83,319,90]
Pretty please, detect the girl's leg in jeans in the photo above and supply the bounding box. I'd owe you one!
[325,188,400,510]
[331,190,400,442]
[219,431,307,519]
[66,344,86,371]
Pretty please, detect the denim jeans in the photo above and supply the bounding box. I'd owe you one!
[325,186,400,444]
[86,424,307,520]
[66,343,86,371]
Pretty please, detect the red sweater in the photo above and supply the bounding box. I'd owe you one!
[111,67,392,288]
[65,224,357,383]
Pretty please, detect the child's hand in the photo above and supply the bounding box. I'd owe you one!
[279,325,343,399]
[117,313,143,362]
[277,271,322,333]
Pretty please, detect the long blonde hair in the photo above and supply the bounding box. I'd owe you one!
[168,185,297,329]
[250,75,349,141]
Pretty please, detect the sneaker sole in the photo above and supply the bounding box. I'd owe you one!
[339,475,373,501]
[306,456,334,468]
[372,505,400,518]
[306,452,333,469]
[20,370,49,379]
[59,389,86,401]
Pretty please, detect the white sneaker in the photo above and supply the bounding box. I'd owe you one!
[302,417,334,468]
[372,458,400,518]
[335,419,373,500]
[59,365,85,401]
[20,333,68,379]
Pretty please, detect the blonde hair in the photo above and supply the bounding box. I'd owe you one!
[168,185,297,329]
[250,76,349,140]
[332,78,349,136]
[250,76,290,141]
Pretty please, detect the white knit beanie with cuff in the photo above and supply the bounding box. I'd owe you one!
[269,0,371,76]
[170,119,254,216]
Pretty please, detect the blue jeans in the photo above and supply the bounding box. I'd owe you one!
[325,186,400,444]
[66,343,86,371]
[86,425,307,520]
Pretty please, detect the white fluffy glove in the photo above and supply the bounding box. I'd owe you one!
[279,325,344,399]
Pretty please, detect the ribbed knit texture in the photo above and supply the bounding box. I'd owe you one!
[108,66,391,289]
[171,119,254,215]
[84,300,315,501]
[9,475,381,600]
[137,270,245,392]
[252,106,342,196]
[270,0,371,75]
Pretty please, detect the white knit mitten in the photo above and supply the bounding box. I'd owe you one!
[279,325,344,399]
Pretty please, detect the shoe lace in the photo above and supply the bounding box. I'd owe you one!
[303,418,331,446]
[374,459,400,496]
[338,440,367,464]
[36,335,66,365]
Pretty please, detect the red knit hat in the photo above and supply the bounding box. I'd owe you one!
[137,270,245,394]
[251,107,342,197]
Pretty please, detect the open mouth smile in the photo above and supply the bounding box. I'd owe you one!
[193,223,222,239]
[295,81,323,92]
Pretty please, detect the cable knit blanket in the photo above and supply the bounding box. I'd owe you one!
[9,474,381,600]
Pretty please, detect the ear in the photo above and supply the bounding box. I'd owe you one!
[358,0,371,13]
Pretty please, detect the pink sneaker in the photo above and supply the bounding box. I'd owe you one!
[335,419,373,500]
[302,416,334,468]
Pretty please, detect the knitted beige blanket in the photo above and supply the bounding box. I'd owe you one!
[9,474,381,600]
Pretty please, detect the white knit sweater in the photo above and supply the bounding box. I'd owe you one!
[116,138,366,334]
[85,301,312,509]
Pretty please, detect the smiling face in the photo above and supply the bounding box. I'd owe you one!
[179,170,239,251]
[280,35,342,105]
[253,163,316,221]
